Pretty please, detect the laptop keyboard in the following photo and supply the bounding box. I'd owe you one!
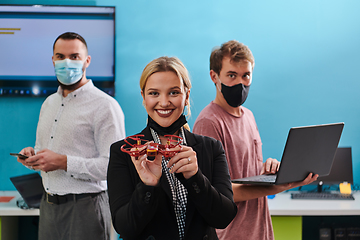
[291,192,355,200]
[255,174,277,182]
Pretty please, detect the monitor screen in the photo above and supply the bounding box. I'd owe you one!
[316,147,353,185]
[0,5,115,97]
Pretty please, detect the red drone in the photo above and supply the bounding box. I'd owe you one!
[121,134,183,160]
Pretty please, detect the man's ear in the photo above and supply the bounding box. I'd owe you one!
[84,55,91,68]
[210,70,218,85]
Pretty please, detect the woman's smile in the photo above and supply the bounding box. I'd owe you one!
[156,109,173,117]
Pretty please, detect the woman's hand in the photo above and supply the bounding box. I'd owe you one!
[166,145,198,179]
[131,144,163,186]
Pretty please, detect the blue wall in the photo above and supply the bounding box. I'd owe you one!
[1,0,359,190]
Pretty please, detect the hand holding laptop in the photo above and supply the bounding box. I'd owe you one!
[232,123,344,185]
[285,172,319,188]
[260,158,319,189]
[258,158,319,195]
[231,172,319,202]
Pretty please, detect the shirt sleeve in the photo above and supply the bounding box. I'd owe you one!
[193,117,223,143]
[66,99,126,181]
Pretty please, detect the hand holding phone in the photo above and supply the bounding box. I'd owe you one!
[10,153,29,159]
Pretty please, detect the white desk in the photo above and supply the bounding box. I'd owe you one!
[0,191,117,240]
[268,191,360,216]
[0,191,39,216]
[267,191,360,240]
[0,191,38,240]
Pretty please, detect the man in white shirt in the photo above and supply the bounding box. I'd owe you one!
[17,32,126,240]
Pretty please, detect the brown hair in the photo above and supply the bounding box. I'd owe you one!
[210,40,254,75]
[53,32,88,52]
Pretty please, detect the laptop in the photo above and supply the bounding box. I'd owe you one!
[231,122,344,185]
[10,172,44,208]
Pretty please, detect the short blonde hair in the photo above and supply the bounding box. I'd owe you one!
[140,56,192,118]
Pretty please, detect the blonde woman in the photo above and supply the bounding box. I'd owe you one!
[107,56,237,240]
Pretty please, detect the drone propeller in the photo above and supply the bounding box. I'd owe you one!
[158,135,183,159]
[161,135,183,148]
[121,134,148,159]
[120,134,183,160]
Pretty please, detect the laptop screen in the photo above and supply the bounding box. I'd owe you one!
[10,172,44,208]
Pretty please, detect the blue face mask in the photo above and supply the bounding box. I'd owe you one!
[54,59,84,85]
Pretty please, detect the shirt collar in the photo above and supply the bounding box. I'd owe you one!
[57,80,94,99]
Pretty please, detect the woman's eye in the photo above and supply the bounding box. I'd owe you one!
[148,91,158,96]
[170,91,180,96]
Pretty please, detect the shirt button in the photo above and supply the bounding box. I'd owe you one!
[192,182,200,193]
[61,104,64,106]
[50,136,53,139]
[144,192,151,204]
[55,119,57,122]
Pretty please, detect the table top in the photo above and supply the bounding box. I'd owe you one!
[268,191,360,216]
[0,191,39,216]
[2,190,360,217]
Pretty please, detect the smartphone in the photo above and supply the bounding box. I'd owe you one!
[10,153,29,159]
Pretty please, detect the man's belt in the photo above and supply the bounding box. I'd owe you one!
[46,191,103,205]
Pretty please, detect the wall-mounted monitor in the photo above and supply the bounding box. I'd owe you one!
[0,4,115,97]
[315,147,353,185]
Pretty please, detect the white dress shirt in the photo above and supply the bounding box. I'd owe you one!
[35,80,125,195]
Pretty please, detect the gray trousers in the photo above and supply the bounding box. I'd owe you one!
[38,191,111,240]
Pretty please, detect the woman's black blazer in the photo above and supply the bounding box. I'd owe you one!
[107,126,237,240]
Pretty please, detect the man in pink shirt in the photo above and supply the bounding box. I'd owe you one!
[193,40,318,240]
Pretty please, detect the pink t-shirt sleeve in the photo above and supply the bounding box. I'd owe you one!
[193,117,222,142]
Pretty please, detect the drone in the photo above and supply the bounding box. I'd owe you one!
[120,134,183,160]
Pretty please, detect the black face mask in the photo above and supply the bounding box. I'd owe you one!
[220,81,250,107]
[147,115,187,136]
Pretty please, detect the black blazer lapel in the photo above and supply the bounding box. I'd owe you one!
[183,130,206,235]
